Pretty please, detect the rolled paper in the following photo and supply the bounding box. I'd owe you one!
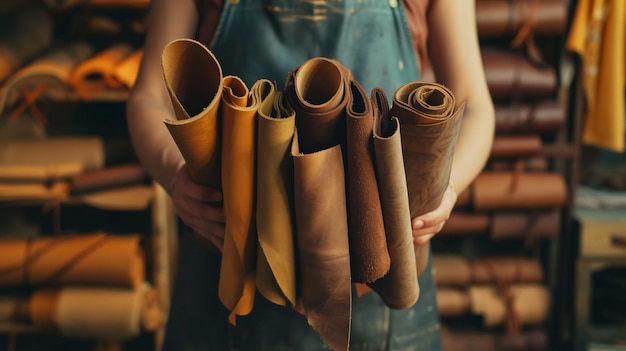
[161,38,223,189]
[390,82,464,275]
[218,77,273,318]
[0,8,54,84]
[112,48,143,88]
[0,137,105,172]
[440,212,490,236]
[0,42,95,112]
[367,87,419,309]
[490,135,542,158]
[433,255,471,286]
[344,80,390,283]
[437,288,471,318]
[68,42,134,99]
[69,164,148,194]
[0,232,145,289]
[482,48,557,101]
[469,257,544,284]
[490,209,561,240]
[476,0,567,37]
[255,90,297,307]
[473,172,568,210]
[0,163,84,183]
[494,101,565,134]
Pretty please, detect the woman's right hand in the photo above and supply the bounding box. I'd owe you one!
[171,165,226,251]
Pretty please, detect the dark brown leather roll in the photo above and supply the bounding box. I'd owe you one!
[494,101,565,133]
[476,0,567,38]
[490,135,542,158]
[487,157,548,172]
[344,80,390,284]
[490,209,561,240]
[482,48,557,100]
[440,212,490,236]
[69,164,148,195]
[390,82,464,275]
[473,171,568,210]
[367,87,419,310]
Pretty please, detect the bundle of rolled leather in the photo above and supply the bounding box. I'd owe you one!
[161,38,464,351]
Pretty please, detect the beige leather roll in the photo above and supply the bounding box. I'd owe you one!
[255,90,297,307]
[161,38,223,189]
[0,163,84,183]
[437,288,471,317]
[0,137,105,171]
[432,255,471,286]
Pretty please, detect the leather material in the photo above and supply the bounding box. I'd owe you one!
[345,80,390,284]
[437,288,471,318]
[162,38,223,189]
[482,48,557,101]
[476,0,567,38]
[490,135,542,158]
[286,58,352,351]
[219,77,274,319]
[390,82,464,275]
[441,326,548,351]
[490,209,561,241]
[487,157,548,172]
[433,256,544,286]
[69,164,148,194]
[367,87,419,310]
[440,212,490,236]
[494,101,565,134]
[255,89,297,307]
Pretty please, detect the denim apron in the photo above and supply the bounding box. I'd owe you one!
[162,0,442,349]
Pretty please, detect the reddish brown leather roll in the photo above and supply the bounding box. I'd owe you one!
[476,0,567,38]
[490,209,561,240]
[473,171,568,210]
[482,48,557,100]
[69,164,148,194]
[487,157,548,172]
[490,135,542,158]
[344,80,390,284]
[440,212,490,236]
[367,87,419,310]
[494,101,565,133]
[390,82,464,275]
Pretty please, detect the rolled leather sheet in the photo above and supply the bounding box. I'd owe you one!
[437,288,471,318]
[482,48,557,101]
[473,171,568,210]
[161,38,223,189]
[112,48,143,88]
[0,181,69,202]
[0,42,95,111]
[390,82,464,275]
[0,8,54,84]
[0,232,145,288]
[494,101,565,134]
[433,255,471,286]
[490,135,542,158]
[367,88,419,309]
[344,80,390,283]
[490,209,561,240]
[218,77,273,318]
[0,163,84,183]
[69,164,148,195]
[469,258,544,284]
[0,137,104,171]
[29,283,161,340]
[286,58,352,351]
[441,327,548,351]
[255,89,297,307]
[475,0,567,37]
[440,212,490,236]
[487,157,548,172]
[68,42,134,99]
[469,284,550,329]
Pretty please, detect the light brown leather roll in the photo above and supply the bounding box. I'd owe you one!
[0,137,105,171]
[0,8,54,84]
[476,0,567,38]
[0,163,84,183]
[255,90,297,307]
[0,181,69,202]
[390,82,464,275]
[437,288,471,318]
[161,38,223,189]
[344,80,390,284]
[490,135,542,158]
[0,42,94,111]
[469,257,544,284]
[219,78,273,319]
[440,212,490,236]
[291,132,351,351]
[473,171,568,210]
[69,164,148,194]
[487,157,548,172]
[112,48,143,88]
[0,296,22,322]
[433,255,471,286]
[0,233,145,288]
[490,209,561,240]
[367,87,418,309]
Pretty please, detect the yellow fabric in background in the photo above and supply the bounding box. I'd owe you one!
[566,0,625,152]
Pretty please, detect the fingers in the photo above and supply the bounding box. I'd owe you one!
[411,185,458,244]
[176,167,223,203]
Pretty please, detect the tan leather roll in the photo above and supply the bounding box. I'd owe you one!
[68,42,134,99]
[0,233,145,288]
[469,258,544,284]
[490,209,561,240]
[344,80,390,283]
[440,212,490,236]
[161,38,223,188]
[0,137,105,171]
[112,48,143,88]
[291,131,351,351]
[437,288,471,317]
[255,90,297,307]
[390,82,464,275]
[218,78,273,318]
[473,172,568,210]
[69,164,148,194]
[432,255,471,286]
[0,163,84,183]
[367,87,419,309]
[490,135,542,158]
[29,289,59,329]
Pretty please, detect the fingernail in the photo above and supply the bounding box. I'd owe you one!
[413,220,424,229]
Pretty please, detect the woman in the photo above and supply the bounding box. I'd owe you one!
[127,0,494,349]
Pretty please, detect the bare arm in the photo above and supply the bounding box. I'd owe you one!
[413,0,495,240]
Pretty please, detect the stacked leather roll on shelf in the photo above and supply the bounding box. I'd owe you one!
[161,38,464,351]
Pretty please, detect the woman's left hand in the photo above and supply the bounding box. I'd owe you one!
[412,183,457,245]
